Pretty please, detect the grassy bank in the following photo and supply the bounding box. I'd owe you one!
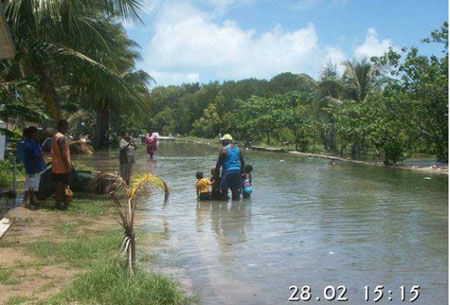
[0,199,196,305]
[174,136,448,175]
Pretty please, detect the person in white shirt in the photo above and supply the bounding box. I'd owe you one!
[119,131,136,185]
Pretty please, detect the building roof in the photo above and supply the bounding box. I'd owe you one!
[0,5,15,59]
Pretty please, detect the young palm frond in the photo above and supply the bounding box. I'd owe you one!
[127,172,169,204]
[98,171,169,276]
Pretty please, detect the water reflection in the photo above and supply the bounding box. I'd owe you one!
[73,142,448,305]
[197,201,252,256]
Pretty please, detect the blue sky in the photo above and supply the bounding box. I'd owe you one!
[124,0,448,86]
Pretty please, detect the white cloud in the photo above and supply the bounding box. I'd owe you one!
[141,0,162,14]
[323,46,347,74]
[354,28,396,58]
[139,3,399,85]
[150,71,200,86]
[143,2,345,85]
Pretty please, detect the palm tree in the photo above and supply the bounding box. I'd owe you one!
[0,61,49,125]
[95,171,169,275]
[318,62,344,151]
[2,0,145,120]
[319,58,384,156]
[59,18,153,147]
[342,58,381,103]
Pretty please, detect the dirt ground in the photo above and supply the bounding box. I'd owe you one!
[0,205,115,304]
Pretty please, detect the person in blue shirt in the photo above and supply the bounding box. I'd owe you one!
[21,126,46,209]
[215,134,245,200]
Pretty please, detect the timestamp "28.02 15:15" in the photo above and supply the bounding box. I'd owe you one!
[288,285,421,302]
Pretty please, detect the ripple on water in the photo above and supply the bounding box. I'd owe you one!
[73,142,448,305]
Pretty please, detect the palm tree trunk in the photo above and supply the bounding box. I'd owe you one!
[329,129,337,151]
[323,130,329,150]
[93,103,110,148]
[35,67,62,120]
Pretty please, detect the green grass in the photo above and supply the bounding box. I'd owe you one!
[138,253,157,263]
[38,199,112,216]
[24,230,122,267]
[52,222,78,235]
[40,258,195,305]
[0,267,21,285]
[2,197,196,305]
[66,200,112,216]
[0,240,19,248]
[4,296,31,305]
[12,259,49,269]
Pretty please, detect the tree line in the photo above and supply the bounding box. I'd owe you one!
[0,3,447,164]
[148,23,448,164]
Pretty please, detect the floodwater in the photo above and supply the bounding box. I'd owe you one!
[75,141,448,305]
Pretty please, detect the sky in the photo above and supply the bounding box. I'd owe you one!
[124,0,448,86]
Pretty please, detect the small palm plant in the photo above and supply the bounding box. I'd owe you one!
[94,171,169,275]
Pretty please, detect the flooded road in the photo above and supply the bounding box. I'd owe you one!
[76,141,448,305]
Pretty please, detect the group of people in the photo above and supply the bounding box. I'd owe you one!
[119,131,158,185]
[19,123,246,210]
[196,134,253,201]
[20,119,72,210]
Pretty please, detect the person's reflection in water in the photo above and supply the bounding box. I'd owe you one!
[146,157,156,172]
[208,201,252,260]
[196,200,211,232]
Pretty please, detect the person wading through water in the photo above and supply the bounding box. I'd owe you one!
[119,131,137,185]
[215,134,245,200]
[51,119,72,210]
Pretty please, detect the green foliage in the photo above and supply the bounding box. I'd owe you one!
[382,133,407,165]
[40,258,193,305]
[38,199,112,216]
[0,158,25,187]
[25,230,122,267]
[0,267,21,285]
[372,22,448,161]
[2,6,445,165]
[147,24,448,163]
[1,0,151,148]
[192,104,222,138]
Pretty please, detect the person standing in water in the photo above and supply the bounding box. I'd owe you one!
[51,119,72,210]
[145,132,158,159]
[119,131,136,185]
[215,134,245,200]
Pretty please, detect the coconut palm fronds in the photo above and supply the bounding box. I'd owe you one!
[127,172,169,205]
[91,172,127,194]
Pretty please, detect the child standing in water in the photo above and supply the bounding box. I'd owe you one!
[242,164,253,199]
[210,168,221,200]
[196,172,212,200]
